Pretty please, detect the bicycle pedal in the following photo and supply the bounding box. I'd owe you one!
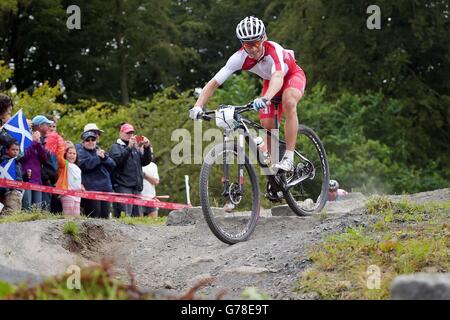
[264,192,283,203]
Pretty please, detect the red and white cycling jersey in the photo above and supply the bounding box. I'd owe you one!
[213,41,303,85]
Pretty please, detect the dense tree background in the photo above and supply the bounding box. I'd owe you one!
[1,0,449,209]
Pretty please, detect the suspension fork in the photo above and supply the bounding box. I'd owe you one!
[237,131,245,194]
[221,131,246,196]
[222,133,230,197]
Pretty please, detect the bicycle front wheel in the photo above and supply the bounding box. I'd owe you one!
[200,142,260,244]
[283,125,330,216]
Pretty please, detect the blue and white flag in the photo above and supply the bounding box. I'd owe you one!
[3,109,33,153]
[0,158,17,180]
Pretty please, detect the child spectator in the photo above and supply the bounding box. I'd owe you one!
[0,141,23,213]
[48,133,84,216]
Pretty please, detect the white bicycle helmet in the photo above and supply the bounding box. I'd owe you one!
[236,16,266,42]
[329,179,339,191]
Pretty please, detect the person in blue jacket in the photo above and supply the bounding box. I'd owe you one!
[77,131,116,218]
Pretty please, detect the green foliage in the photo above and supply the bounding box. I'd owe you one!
[14,81,65,120]
[269,1,449,98]
[299,84,450,194]
[117,216,167,226]
[241,287,271,300]
[3,260,152,300]
[1,260,248,299]
[268,0,449,174]
[170,0,271,88]
[63,221,80,241]
[211,73,259,107]
[0,60,13,84]
[366,196,449,223]
[1,0,448,202]
[295,199,450,299]
[0,0,17,14]
[0,280,15,298]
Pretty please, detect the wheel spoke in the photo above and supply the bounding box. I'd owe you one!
[283,126,329,215]
[200,143,260,244]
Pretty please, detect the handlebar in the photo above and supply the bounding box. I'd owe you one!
[198,103,253,121]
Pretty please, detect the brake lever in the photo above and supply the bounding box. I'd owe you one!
[199,112,212,121]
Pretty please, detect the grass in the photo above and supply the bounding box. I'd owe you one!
[0,207,167,226]
[116,214,167,226]
[63,221,81,242]
[0,259,266,300]
[0,260,151,300]
[318,210,329,222]
[295,197,450,299]
[0,206,65,224]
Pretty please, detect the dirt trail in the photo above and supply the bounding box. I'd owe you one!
[0,189,448,299]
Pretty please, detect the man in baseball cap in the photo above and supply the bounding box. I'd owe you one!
[109,122,152,217]
[120,123,134,134]
[31,115,54,126]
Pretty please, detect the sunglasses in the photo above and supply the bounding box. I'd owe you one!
[84,138,96,142]
[241,40,264,50]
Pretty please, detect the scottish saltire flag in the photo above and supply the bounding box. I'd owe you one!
[0,158,16,180]
[3,109,33,153]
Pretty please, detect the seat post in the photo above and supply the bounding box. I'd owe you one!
[271,96,281,130]
[274,103,279,130]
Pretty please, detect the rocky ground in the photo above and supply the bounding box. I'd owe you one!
[0,188,448,299]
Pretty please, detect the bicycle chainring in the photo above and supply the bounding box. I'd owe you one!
[265,181,284,202]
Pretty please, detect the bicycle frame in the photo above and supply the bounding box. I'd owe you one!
[203,102,315,200]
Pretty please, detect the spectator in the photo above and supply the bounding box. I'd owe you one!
[45,117,62,213]
[83,123,104,139]
[48,122,57,133]
[75,123,104,154]
[31,115,57,211]
[78,131,116,218]
[0,94,15,151]
[55,140,84,216]
[19,130,47,210]
[75,123,104,215]
[109,123,152,217]
[141,161,160,218]
[327,179,349,201]
[0,141,23,213]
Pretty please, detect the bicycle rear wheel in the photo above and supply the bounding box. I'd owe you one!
[200,141,260,244]
[282,125,329,216]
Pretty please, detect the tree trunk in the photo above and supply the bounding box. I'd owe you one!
[120,52,129,105]
[115,0,129,105]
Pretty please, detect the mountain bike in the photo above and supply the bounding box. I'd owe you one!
[198,100,330,244]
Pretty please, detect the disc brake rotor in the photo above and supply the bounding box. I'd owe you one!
[228,183,242,205]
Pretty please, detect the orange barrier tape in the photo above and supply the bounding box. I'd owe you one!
[0,178,191,210]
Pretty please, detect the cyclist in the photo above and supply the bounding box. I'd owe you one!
[327,179,348,201]
[189,16,307,172]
